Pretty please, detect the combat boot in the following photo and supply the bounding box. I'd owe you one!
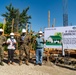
[12,62,15,65]
[0,62,4,66]
[8,62,10,65]
[26,60,29,66]
[19,60,22,66]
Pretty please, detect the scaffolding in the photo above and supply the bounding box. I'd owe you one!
[63,0,68,26]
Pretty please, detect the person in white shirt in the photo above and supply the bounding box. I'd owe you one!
[7,33,16,65]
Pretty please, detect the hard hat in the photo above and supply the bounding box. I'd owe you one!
[0,29,3,32]
[38,31,43,34]
[10,32,14,36]
[22,29,26,33]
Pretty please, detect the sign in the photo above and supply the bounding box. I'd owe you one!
[62,29,76,49]
[44,26,76,50]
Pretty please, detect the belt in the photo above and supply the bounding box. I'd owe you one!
[36,48,43,49]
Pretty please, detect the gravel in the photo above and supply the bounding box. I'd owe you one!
[0,62,76,75]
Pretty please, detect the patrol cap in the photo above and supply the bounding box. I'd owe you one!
[22,29,26,33]
[10,32,14,36]
[0,29,3,32]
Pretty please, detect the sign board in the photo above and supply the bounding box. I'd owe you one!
[44,26,76,50]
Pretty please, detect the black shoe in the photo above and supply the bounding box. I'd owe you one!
[34,63,38,66]
[39,63,42,66]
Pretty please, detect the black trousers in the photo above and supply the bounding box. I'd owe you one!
[8,49,15,62]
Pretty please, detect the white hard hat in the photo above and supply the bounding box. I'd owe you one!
[10,32,14,35]
[0,29,3,32]
[38,31,43,34]
[22,29,26,33]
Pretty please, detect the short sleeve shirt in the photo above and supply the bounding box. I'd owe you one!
[7,38,16,50]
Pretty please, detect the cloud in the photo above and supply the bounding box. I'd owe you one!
[0,16,3,19]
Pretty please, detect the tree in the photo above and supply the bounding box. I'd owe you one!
[2,4,31,34]
[0,23,3,28]
[55,32,62,37]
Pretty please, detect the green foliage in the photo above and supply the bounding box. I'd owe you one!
[31,35,36,50]
[4,45,8,51]
[54,32,62,37]
[2,3,31,34]
[4,22,11,34]
[0,23,3,28]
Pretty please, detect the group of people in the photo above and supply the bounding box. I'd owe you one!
[0,28,45,66]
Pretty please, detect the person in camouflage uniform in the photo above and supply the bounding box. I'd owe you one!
[19,29,31,66]
[0,29,6,66]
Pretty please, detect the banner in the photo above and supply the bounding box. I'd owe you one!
[44,26,76,50]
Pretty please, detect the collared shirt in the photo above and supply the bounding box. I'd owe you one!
[36,36,44,49]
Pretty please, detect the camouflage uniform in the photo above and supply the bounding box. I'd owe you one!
[19,33,31,65]
[0,35,6,65]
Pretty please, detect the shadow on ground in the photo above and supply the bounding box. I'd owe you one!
[56,64,76,71]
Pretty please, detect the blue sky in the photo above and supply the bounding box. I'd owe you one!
[0,0,76,32]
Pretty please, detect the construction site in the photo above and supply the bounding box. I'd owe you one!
[0,0,76,75]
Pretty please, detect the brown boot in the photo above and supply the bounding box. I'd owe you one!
[8,62,10,65]
[26,60,29,66]
[12,62,15,65]
[19,60,22,66]
[0,62,4,66]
